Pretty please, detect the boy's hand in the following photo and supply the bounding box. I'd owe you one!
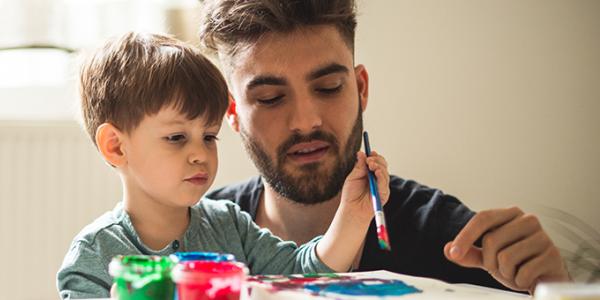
[110,283,117,299]
[316,151,390,272]
[340,151,390,222]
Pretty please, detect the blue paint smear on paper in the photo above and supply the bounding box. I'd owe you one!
[304,279,421,297]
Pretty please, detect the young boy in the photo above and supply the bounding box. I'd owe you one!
[56,32,389,299]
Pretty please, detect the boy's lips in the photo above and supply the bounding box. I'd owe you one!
[286,141,330,165]
[184,173,209,186]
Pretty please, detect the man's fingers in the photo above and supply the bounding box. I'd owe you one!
[480,213,542,273]
[514,246,561,292]
[497,229,549,280]
[444,241,483,268]
[450,207,524,260]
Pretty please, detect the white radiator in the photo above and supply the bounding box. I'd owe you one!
[0,120,121,300]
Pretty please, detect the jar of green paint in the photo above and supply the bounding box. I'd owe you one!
[109,255,175,300]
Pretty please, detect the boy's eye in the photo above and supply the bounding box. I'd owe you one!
[316,84,343,94]
[164,134,187,143]
[204,134,219,143]
[257,95,284,106]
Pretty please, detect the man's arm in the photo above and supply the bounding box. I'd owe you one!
[444,206,570,293]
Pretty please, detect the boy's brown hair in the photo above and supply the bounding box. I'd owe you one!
[198,0,357,68]
[80,32,229,146]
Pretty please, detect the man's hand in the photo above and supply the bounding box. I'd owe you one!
[444,206,570,293]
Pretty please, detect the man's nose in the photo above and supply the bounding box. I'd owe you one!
[288,96,322,134]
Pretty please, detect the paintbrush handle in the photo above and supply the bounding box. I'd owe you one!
[363,131,391,251]
[367,169,383,212]
[364,132,382,210]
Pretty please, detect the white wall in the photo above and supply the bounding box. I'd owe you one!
[354,0,600,235]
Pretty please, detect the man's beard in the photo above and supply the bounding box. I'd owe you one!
[240,107,363,205]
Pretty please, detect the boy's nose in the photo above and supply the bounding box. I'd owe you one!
[188,145,208,165]
[288,96,322,134]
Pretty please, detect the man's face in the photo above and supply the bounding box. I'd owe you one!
[228,25,369,205]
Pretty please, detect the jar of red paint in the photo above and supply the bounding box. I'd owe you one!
[171,260,247,300]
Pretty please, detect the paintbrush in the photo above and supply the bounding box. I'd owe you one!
[363,131,391,251]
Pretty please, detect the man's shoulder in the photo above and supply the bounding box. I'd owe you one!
[383,174,475,242]
[387,175,470,214]
[206,176,262,201]
[205,176,262,215]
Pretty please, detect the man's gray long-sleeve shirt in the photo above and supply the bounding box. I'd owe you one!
[57,198,331,299]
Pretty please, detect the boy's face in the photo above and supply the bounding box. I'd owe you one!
[227,25,368,204]
[120,105,220,208]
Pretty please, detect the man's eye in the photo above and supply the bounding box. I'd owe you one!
[316,84,343,94]
[257,95,284,106]
[164,134,186,143]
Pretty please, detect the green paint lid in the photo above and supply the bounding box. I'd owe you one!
[109,255,175,285]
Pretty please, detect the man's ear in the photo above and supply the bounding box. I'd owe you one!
[355,64,369,112]
[95,123,126,168]
[226,93,240,133]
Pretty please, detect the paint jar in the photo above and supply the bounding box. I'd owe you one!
[171,261,247,300]
[109,255,175,300]
[534,282,600,300]
[170,252,236,300]
[169,252,235,263]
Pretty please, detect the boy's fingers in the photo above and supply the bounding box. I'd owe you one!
[110,283,117,299]
[375,169,390,203]
[366,152,388,168]
[367,151,390,204]
[347,151,368,180]
[367,160,384,172]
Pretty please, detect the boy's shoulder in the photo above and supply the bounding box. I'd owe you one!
[194,197,240,216]
[72,203,128,247]
[193,198,254,228]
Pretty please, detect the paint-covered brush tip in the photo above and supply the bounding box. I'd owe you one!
[377,225,392,251]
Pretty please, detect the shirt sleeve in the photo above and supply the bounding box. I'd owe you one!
[226,202,334,275]
[56,241,112,299]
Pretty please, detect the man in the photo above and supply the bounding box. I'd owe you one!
[200,0,570,293]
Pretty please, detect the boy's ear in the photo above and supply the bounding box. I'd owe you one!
[355,64,369,112]
[95,123,126,168]
[226,93,240,133]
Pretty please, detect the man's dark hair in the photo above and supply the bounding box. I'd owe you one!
[198,0,357,61]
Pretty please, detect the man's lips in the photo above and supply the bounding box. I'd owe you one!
[286,141,330,164]
[184,173,209,185]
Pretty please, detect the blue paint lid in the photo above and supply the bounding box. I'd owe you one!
[169,251,235,263]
